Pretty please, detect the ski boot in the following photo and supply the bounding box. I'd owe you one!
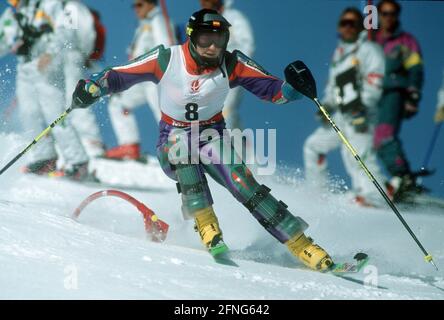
[286,233,333,271]
[194,207,228,257]
[21,158,57,176]
[105,143,141,161]
[387,173,425,202]
[51,162,98,183]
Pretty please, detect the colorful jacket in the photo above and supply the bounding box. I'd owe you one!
[89,41,300,112]
[374,27,424,92]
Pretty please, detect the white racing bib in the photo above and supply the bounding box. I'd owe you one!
[158,45,230,122]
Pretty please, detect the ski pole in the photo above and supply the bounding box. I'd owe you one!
[0,106,73,176]
[285,60,438,270]
[159,0,175,46]
[420,122,442,175]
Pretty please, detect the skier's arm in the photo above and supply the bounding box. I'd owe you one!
[360,42,385,110]
[227,50,301,104]
[437,69,444,110]
[72,45,170,108]
[152,13,176,47]
[226,10,255,57]
[322,62,337,109]
[435,68,444,123]
[0,8,19,57]
[38,1,74,56]
[402,35,424,107]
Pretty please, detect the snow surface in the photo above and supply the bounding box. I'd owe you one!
[0,133,443,299]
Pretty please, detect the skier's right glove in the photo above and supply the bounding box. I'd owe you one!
[72,79,102,109]
[350,109,369,133]
[434,106,444,123]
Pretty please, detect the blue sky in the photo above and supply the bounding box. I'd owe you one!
[1,0,443,197]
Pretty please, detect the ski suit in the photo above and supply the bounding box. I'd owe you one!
[10,0,88,168]
[0,7,18,55]
[220,0,255,130]
[108,5,176,147]
[373,27,424,177]
[304,31,386,200]
[58,0,104,157]
[85,41,308,244]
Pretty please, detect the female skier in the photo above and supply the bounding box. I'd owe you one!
[71,9,333,271]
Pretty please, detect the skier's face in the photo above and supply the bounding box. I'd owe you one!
[133,0,154,20]
[379,2,399,32]
[195,42,223,61]
[338,12,360,42]
[200,0,222,11]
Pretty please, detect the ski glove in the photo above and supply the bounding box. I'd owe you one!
[403,87,421,119]
[72,79,102,109]
[350,109,369,133]
[435,106,444,123]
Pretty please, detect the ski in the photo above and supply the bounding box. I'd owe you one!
[328,252,369,274]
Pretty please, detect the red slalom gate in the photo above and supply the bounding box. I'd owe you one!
[73,190,169,242]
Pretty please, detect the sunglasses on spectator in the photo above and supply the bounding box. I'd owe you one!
[132,2,145,9]
[380,11,398,17]
[339,19,359,28]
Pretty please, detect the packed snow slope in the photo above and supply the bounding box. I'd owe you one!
[0,133,443,299]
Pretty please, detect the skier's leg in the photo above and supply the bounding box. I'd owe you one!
[16,63,58,172]
[374,90,415,198]
[303,121,341,187]
[36,67,89,170]
[107,83,147,159]
[341,122,385,204]
[64,50,104,157]
[374,90,411,176]
[156,123,223,251]
[201,134,333,270]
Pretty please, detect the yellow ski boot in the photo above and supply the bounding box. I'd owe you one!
[286,233,333,271]
[194,207,228,257]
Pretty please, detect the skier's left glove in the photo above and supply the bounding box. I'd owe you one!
[403,87,421,119]
[350,108,369,133]
[72,79,102,109]
[435,106,444,123]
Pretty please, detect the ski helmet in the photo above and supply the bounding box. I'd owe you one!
[186,9,231,67]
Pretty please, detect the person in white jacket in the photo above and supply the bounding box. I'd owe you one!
[2,0,90,180]
[57,0,105,158]
[105,0,176,160]
[303,7,386,206]
[435,68,444,123]
[200,0,255,130]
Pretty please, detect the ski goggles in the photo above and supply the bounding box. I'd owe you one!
[380,10,399,17]
[194,31,229,49]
